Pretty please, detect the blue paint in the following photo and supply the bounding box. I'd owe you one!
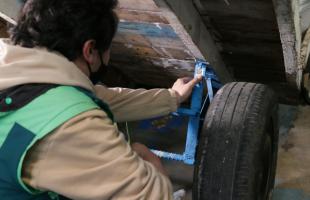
[206,78,214,102]
[145,60,221,164]
[118,21,178,38]
[175,108,198,117]
[183,116,200,164]
[136,60,220,164]
[272,189,310,200]
[151,150,184,162]
[181,64,205,164]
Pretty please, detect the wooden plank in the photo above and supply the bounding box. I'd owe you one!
[114,32,186,50]
[200,16,280,41]
[147,37,186,49]
[114,21,193,57]
[198,0,275,20]
[110,0,200,87]
[117,9,168,24]
[221,42,284,58]
[194,0,287,84]
[190,0,304,102]
[117,21,178,39]
[118,0,160,12]
[222,53,285,70]
[110,58,194,87]
[273,0,301,89]
[114,33,151,47]
[0,0,199,88]
[158,0,233,83]
[233,68,286,82]
[112,42,193,60]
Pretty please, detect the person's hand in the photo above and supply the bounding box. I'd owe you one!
[171,76,203,104]
[131,143,168,176]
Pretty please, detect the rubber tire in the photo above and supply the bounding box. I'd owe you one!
[193,82,279,200]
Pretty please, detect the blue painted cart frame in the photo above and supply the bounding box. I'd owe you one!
[151,60,222,165]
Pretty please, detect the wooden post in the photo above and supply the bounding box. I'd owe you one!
[273,0,301,89]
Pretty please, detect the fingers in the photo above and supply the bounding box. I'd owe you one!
[187,75,203,88]
[178,77,192,84]
[171,76,203,104]
[178,76,203,84]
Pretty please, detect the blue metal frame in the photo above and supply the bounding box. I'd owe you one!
[151,60,222,165]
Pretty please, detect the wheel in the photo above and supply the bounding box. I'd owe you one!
[193,82,279,200]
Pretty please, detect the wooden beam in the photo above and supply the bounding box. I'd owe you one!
[273,0,301,89]
[118,0,160,12]
[197,0,275,20]
[110,0,204,87]
[156,0,233,83]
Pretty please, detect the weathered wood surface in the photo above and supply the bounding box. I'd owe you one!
[110,0,233,87]
[273,0,302,89]
[0,0,212,88]
[195,0,286,82]
[187,0,305,103]
[111,0,195,87]
[160,0,233,84]
[0,0,309,103]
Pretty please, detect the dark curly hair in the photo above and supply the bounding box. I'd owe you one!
[10,0,119,61]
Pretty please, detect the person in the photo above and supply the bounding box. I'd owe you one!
[0,0,201,199]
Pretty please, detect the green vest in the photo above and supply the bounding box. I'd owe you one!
[0,86,113,200]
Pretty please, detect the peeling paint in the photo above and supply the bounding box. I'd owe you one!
[150,58,194,72]
[154,22,162,30]
[118,21,178,38]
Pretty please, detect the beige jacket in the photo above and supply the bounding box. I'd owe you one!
[0,39,178,199]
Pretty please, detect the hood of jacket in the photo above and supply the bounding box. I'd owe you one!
[0,39,94,92]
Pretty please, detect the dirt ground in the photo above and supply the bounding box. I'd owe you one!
[272,105,310,200]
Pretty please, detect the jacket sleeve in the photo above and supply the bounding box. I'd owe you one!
[94,85,179,122]
[22,109,174,200]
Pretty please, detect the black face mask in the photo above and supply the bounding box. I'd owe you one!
[87,52,108,85]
